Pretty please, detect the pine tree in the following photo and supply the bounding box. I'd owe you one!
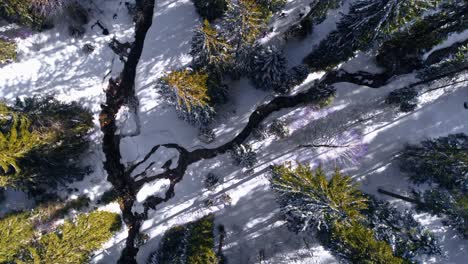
[0,103,52,188]
[414,189,467,238]
[0,98,92,193]
[364,198,442,260]
[250,46,287,91]
[377,0,468,74]
[28,211,122,263]
[223,0,271,71]
[147,214,217,264]
[304,0,441,70]
[418,43,468,81]
[399,133,468,191]
[270,163,368,232]
[0,212,34,263]
[192,0,228,21]
[190,19,232,69]
[330,220,404,264]
[160,69,215,128]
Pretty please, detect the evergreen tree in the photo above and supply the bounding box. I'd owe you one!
[190,19,232,70]
[418,43,468,81]
[377,0,468,74]
[0,212,34,263]
[364,198,442,260]
[270,163,368,232]
[192,0,228,21]
[414,189,468,238]
[250,46,287,91]
[160,69,215,128]
[0,103,53,188]
[304,0,441,70]
[0,97,93,193]
[330,220,404,264]
[28,211,122,263]
[223,0,271,77]
[399,133,468,191]
[147,214,218,264]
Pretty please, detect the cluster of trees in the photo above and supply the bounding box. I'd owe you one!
[0,97,93,195]
[399,134,468,238]
[270,163,442,263]
[147,214,219,264]
[304,0,443,71]
[0,197,121,263]
[159,0,311,130]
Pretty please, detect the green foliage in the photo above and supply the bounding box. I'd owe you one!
[399,133,468,191]
[163,69,211,111]
[0,97,94,193]
[225,0,271,50]
[0,103,53,188]
[191,20,233,69]
[147,214,218,264]
[0,0,45,27]
[304,0,441,70]
[192,0,227,21]
[377,1,468,74]
[0,39,17,64]
[0,212,35,263]
[29,211,121,263]
[331,220,404,264]
[186,214,217,264]
[271,163,367,231]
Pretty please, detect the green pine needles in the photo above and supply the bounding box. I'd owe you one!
[0,208,121,263]
[270,163,406,263]
[271,163,368,231]
[0,97,93,193]
[0,39,17,64]
[147,214,218,264]
[0,103,53,188]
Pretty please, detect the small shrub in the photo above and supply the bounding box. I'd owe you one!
[269,119,289,138]
[204,172,220,190]
[386,87,418,112]
[229,144,257,168]
[198,128,216,144]
[0,38,17,64]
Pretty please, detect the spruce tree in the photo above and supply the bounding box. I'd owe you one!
[399,133,468,191]
[160,69,215,127]
[190,19,232,70]
[0,103,52,188]
[377,0,468,74]
[304,0,441,70]
[223,0,271,77]
[330,220,404,264]
[28,211,122,263]
[250,46,287,91]
[270,163,368,232]
[0,98,93,193]
[192,0,228,21]
[364,198,442,260]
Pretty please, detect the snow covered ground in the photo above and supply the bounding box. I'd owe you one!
[1,0,467,263]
